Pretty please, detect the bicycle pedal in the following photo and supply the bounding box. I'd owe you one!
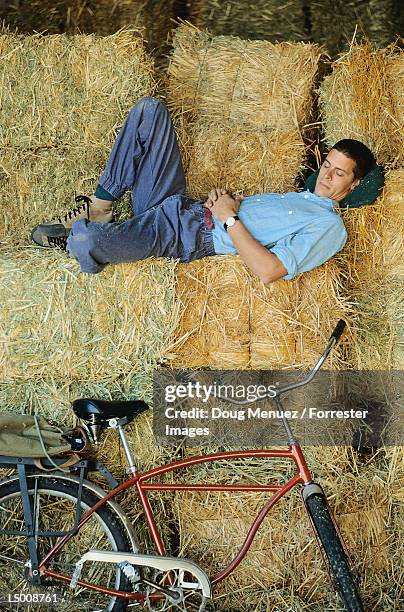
[69,561,83,590]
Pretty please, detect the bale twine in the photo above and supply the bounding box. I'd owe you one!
[167,23,322,133]
[319,42,404,167]
[0,1,178,51]
[0,251,180,383]
[0,30,155,245]
[188,0,308,42]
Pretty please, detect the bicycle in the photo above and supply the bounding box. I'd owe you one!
[0,320,364,611]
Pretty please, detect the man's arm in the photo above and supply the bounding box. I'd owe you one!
[227,222,287,283]
[207,191,287,284]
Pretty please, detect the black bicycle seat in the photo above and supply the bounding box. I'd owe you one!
[72,398,149,424]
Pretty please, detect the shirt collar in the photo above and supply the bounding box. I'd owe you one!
[303,189,338,212]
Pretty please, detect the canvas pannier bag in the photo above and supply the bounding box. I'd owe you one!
[0,413,89,470]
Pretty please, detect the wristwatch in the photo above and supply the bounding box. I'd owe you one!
[223,215,240,232]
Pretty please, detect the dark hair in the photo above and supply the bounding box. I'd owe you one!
[332,139,376,181]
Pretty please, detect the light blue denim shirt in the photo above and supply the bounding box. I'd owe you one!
[212,190,347,280]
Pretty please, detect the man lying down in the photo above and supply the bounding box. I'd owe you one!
[31,97,384,283]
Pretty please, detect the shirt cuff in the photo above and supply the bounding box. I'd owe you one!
[269,244,298,280]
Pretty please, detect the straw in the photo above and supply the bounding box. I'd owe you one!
[0,1,178,51]
[0,30,156,245]
[338,169,404,368]
[188,0,308,42]
[0,30,156,150]
[182,121,306,200]
[175,450,400,609]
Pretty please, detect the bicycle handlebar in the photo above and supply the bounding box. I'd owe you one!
[329,319,346,344]
[213,320,347,405]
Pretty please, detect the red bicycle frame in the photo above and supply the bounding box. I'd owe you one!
[39,442,313,601]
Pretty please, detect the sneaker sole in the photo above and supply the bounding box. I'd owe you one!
[30,223,70,248]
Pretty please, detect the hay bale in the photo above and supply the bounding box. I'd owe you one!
[296,261,354,368]
[0,30,155,149]
[319,42,404,167]
[250,261,351,370]
[188,0,308,42]
[0,30,155,244]
[0,250,180,383]
[338,169,404,368]
[168,257,250,369]
[169,257,351,370]
[0,147,107,247]
[0,1,178,51]
[182,121,305,200]
[249,278,298,369]
[167,23,322,133]
[167,261,210,369]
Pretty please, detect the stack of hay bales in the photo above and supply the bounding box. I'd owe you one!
[314,42,403,612]
[164,24,361,611]
[166,24,351,370]
[320,42,403,167]
[0,248,182,477]
[320,42,404,368]
[188,0,308,42]
[0,31,181,541]
[167,23,320,197]
[0,0,179,52]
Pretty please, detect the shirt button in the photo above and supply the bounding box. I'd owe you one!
[304,194,308,199]
[256,198,261,202]
[289,210,293,214]
[281,195,285,199]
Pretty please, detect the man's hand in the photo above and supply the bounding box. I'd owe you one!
[205,189,244,223]
[204,187,229,209]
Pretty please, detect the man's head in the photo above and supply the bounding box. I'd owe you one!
[314,139,376,202]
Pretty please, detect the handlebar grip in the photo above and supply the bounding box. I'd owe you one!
[329,319,346,343]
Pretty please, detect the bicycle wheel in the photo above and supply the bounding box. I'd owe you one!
[305,492,364,612]
[0,474,136,612]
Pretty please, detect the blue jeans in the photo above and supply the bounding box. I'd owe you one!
[67,97,215,273]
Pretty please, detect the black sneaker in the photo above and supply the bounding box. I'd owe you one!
[31,223,68,249]
[31,195,113,249]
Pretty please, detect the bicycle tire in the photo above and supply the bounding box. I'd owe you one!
[305,493,364,612]
[0,474,135,612]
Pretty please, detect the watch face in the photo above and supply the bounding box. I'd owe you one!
[227,216,236,227]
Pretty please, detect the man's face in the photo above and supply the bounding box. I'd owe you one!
[314,149,360,202]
